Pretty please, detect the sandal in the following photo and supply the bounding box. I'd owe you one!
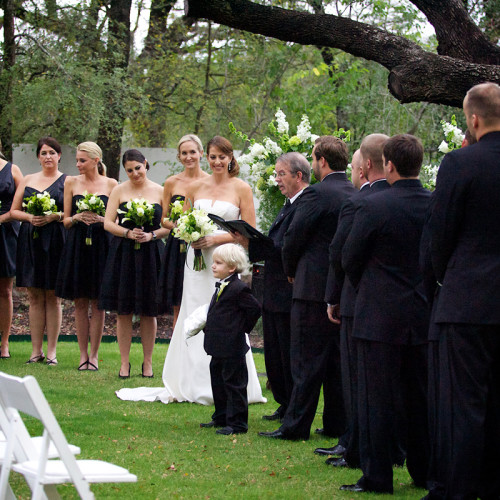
[26,354,45,364]
[78,360,89,371]
[87,361,99,371]
[118,362,131,379]
[0,353,11,359]
[46,358,58,366]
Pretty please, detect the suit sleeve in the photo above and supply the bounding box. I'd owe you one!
[428,154,467,283]
[325,198,356,303]
[239,286,262,334]
[342,200,378,290]
[282,187,321,278]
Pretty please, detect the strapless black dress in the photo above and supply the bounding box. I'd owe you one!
[98,202,165,316]
[16,174,66,289]
[158,195,187,313]
[56,195,110,300]
[0,163,20,278]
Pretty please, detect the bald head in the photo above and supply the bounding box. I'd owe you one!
[360,133,389,181]
[350,150,364,190]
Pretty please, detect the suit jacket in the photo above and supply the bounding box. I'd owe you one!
[325,180,390,314]
[248,195,302,312]
[282,173,355,302]
[204,275,261,358]
[429,131,500,324]
[342,179,431,345]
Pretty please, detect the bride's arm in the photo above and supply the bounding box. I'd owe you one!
[238,182,256,227]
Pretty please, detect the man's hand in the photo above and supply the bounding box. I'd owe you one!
[287,276,294,284]
[232,231,249,249]
[327,304,341,325]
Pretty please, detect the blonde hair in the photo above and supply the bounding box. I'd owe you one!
[77,141,106,175]
[177,134,203,154]
[213,243,250,274]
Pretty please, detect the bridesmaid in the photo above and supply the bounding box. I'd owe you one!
[56,142,117,371]
[99,149,169,378]
[0,153,23,358]
[159,134,209,328]
[11,137,66,365]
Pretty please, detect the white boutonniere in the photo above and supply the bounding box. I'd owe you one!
[216,281,229,301]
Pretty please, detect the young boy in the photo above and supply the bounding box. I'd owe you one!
[200,243,261,435]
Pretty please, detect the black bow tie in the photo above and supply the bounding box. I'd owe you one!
[215,281,222,289]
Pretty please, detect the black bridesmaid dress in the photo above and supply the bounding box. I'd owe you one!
[0,163,20,278]
[158,195,187,314]
[98,202,165,317]
[16,174,66,290]
[56,195,110,300]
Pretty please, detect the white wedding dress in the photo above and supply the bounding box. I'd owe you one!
[116,199,267,405]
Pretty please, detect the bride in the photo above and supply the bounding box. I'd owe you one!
[116,136,266,405]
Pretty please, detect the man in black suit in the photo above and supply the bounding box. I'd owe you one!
[426,82,500,500]
[341,134,430,493]
[319,135,390,467]
[234,152,310,422]
[259,135,355,440]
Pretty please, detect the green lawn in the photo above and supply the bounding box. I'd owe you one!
[1,340,425,499]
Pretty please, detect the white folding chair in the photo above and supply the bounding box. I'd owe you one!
[0,372,137,500]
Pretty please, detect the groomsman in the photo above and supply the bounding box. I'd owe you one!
[259,135,355,440]
[426,82,500,499]
[234,152,310,422]
[319,134,390,468]
[341,134,430,493]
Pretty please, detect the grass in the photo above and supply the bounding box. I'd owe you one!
[1,340,425,499]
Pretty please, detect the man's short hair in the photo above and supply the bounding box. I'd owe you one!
[465,82,500,126]
[383,134,423,178]
[360,134,389,173]
[277,152,311,184]
[213,243,250,274]
[313,136,349,171]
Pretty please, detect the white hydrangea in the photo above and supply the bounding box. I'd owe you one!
[249,142,267,159]
[296,114,311,142]
[267,176,277,187]
[438,141,451,154]
[275,108,289,135]
[263,138,282,156]
[237,153,252,167]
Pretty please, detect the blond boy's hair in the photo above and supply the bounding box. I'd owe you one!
[213,243,250,274]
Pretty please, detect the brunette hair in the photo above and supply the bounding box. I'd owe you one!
[122,149,149,170]
[313,136,349,172]
[207,136,239,177]
[77,141,106,175]
[383,134,423,177]
[36,137,62,157]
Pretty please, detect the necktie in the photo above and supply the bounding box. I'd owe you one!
[210,282,221,309]
[285,199,291,208]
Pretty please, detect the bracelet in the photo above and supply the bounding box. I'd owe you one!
[123,229,130,239]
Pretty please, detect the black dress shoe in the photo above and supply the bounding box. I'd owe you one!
[262,410,282,421]
[340,483,365,492]
[314,444,346,456]
[200,420,223,428]
[325,456,348,467]
[258,429,305,440]
[216,426,247,435]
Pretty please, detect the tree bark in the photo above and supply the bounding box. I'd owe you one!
[97,0,133,180]
[184,0,500,106]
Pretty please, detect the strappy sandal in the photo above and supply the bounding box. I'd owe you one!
[46,358,58,366]
[87,361,99,371]
[78,360,89,371]
[26,354,45,364]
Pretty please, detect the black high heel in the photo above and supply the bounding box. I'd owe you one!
[142,362,154,378]
[119,362,131,379]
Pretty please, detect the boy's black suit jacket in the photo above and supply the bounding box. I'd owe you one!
[204,274,261,358]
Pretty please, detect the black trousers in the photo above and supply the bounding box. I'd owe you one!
[430,324,500,500]
[262,308,292,416]
[280,299,345,439]
[210,356,248,432]
[357,339,429,493]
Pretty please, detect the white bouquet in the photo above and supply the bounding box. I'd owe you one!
[117,198,155,250]
[76,191,106,245]
[23,191,58,239]
[173,208,216,271]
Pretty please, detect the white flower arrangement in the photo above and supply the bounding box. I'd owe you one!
[23,191,58,239]
[117,198,155,249]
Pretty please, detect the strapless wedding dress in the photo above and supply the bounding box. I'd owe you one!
[116,199,267,405]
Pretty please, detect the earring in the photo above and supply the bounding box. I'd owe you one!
[228,160,233,172]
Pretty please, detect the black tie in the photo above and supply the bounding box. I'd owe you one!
[285,199,291,208]
[209,282,222,309]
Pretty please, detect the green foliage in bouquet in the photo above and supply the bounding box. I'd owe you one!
[22,191,58,239]
[117,198,155,249]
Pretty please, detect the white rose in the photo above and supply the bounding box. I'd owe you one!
[137,207,144,216]
[191,231,200,241]
[89,196,97,205]
[438,141,451,154]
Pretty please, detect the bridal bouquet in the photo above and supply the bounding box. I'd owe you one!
[23,191,58,239]
[173,208,216,271]
[76,191,106,245]
[117,198,155,250]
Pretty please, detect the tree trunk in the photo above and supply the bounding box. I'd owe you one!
[97,0,133,180]
[184,0,500,106]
